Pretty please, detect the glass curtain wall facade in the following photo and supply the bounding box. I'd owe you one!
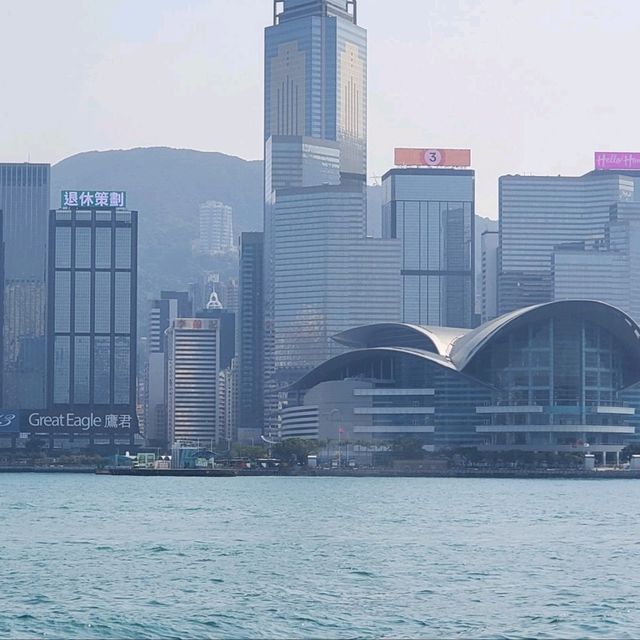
[468,317,637,454]
[382,168,475,328]
[284,301,640,461]
[498,171,640,314]
[0,164,50,409]
[238,232,264,432]
[47,208,138,424]
[266,0,366,177]
[273,183,400,382]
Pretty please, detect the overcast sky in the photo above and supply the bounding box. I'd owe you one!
[1,0,638,217]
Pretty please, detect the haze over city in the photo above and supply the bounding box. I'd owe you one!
[3,0,640,216]
[4,1,640,638]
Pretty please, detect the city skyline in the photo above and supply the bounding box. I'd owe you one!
[3,0,640,219]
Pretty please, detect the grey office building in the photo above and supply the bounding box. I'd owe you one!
[146,291,193,448]
[0,163,50,409]
[263,1,402,435]
[498,171,640,314]
[46,206,138,448]
[382,168,475,328]
[238,232,264,434]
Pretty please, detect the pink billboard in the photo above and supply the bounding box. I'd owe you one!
[595,152,640,171]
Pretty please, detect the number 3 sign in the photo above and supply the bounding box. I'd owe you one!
[424,149,443,166]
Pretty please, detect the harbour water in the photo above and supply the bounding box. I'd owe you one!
[1,474,640,639]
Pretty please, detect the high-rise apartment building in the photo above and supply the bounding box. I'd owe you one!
[498,171,640,314]
[198,201,234,255]
[46,202,138,449]
[0,163,50,409]
[481,230,499,323]
[382,168,475,328]
[146,291,193,448]
[238,232,264,433]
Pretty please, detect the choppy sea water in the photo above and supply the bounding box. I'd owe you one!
[1,475,640,639]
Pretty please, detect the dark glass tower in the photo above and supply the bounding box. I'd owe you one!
[0,164,50,409]
[238,232,264,433]
[47,206,138,448]
[382,168,476,329]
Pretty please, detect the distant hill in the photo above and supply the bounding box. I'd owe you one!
[52,147,263,308]
[52,147,497,324]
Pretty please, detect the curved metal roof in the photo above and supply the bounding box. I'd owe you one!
[333,323,470,356]
[289,346,461,392]
[450,300,640,371]
[295,301,640,392]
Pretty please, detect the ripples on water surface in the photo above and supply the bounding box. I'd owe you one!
[1,476,640,639]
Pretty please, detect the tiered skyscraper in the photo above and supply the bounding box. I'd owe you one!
[263,0,401,431]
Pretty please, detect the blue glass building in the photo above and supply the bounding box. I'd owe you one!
[44,206,138,451]
[265,0,366,176]
[382,168,476,328]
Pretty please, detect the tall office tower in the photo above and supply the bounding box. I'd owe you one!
[265,1,366,178]
[263,1,401,434]
[481,230,499,323]
[47,204,138,449]
[238,232,264,434]
[198,201,234,255]
[146,291,193,448]
[167,318,220,444]
[273,182,401,379]
[167,318,235,446]
[0,164,50,409]
[382,167,475,328]
[553,202,640,322]
[498,170,640,314]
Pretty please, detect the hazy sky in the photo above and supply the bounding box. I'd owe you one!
[2,0,639,217]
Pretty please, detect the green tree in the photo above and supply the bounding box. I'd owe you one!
[273,439,319,466]
[620,444,640,463]
[232,444,268,460]
[390,436,426,460]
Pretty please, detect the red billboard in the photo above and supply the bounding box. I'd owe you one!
[394,148,472,168]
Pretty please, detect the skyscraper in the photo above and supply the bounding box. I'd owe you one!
[238,232,264,434]
[265,0,366,177]
[498,171,639,314]
[382,167,475,328]
[263,1,401,421]
[552,202,640,322]
[0,163,50,409]
[46,201,138,450]
[167,318,220,444]
[272,182,400,378]
[146,291,193,448]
